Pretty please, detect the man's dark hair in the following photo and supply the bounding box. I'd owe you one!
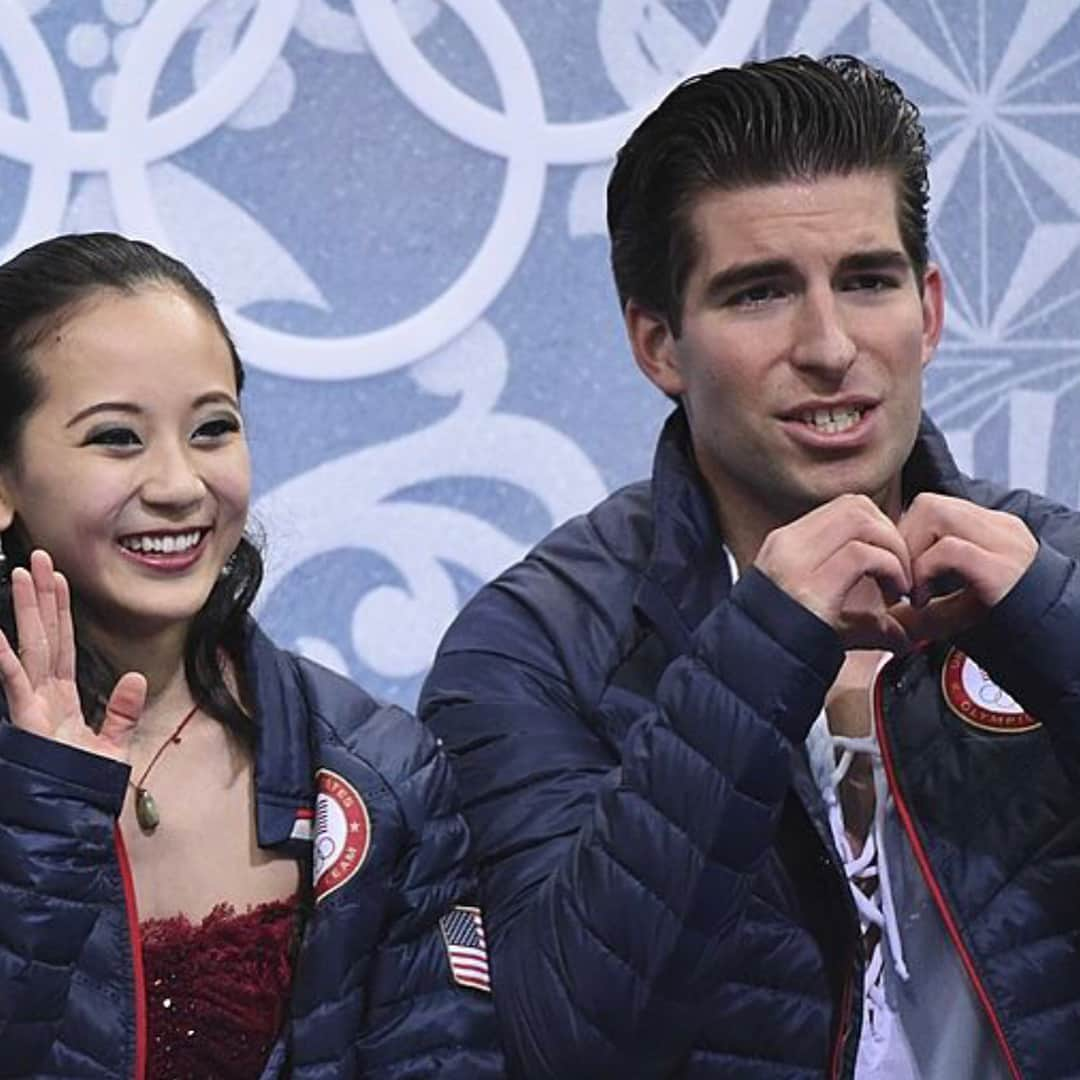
[607,54,930,335]
[0,232,262,745]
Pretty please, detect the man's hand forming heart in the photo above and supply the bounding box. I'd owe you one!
[752,493,1037,651]
[889,493,1038,644]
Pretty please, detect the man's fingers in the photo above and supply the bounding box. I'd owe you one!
[843,608,912,653]
[756,496,912,625]
[892,590,983,643]
[910,536,1022,610]
[826,541,911,611]
[767,494,912,580]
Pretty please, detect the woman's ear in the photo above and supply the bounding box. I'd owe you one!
[0,479,13,532]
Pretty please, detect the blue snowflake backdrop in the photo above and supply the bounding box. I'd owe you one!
[3,1,1078,707]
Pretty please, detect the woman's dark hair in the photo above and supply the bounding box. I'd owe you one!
[0,232,262,745]
[607,54,931,336]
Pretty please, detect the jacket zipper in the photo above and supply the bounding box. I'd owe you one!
[872,669,1023,1080]
[115,825,147,1080]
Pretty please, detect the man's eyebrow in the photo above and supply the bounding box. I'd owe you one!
[835,249,912,275]
[65,402,140,428]
[702,258,795,300]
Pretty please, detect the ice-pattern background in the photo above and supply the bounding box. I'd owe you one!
[2,1,1079,707]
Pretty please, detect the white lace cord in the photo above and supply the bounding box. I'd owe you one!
[829,733,910,984]
[870,744,909,981]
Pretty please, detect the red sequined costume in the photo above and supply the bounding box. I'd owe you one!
[141,897,299,1079]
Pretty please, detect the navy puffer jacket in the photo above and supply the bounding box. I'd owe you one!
[420,408,1080,1078]
[0,622,505,1078]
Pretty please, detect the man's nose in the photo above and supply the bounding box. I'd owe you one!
[790,288,857,378]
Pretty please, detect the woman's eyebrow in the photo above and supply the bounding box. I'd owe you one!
[65,401,141,427]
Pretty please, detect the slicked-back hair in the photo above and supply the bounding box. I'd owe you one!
[0,232,261,745]
[607,54,930,335]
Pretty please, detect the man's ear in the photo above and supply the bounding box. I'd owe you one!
[920,263,945,371]
[625,300,686,397]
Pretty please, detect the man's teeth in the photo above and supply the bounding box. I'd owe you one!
[801,406,864,434]
[120,531,202,554]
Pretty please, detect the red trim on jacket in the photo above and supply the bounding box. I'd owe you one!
[115,825,147,1080]
[828,957,856,1079]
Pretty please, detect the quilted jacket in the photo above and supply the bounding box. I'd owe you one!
[420,408,1080,1079]
[0,622,505,1078]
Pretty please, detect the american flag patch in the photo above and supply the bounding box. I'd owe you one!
[439,905,490,993]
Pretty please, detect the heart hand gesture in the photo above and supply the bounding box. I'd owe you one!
[892,493,1038,642]
[753,493,1038,651]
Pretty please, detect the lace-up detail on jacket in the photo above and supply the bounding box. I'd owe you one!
[806,712,917,1076]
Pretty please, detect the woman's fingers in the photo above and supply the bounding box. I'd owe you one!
[30,551,60,669]
[0,626,36,724]
[53,571,76,682]
[100,671,147,750]
[10,566,47,685]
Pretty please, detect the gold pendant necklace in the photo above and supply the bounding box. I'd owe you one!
[128,704,199,833]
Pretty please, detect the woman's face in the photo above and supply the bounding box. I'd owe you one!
[0,286,251,642]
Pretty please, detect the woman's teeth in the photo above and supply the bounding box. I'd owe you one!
[800,406,864,434]
[120,530,203,554]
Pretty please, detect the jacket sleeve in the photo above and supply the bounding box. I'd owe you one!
[419,566,844,1078]
[0,723,133,1077]
[292,701,504,1080]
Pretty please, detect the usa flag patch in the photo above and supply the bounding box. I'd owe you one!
[439,905,490,993]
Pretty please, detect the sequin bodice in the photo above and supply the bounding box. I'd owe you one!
[142,897,299,1079]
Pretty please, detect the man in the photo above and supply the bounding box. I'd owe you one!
[420,55,1080,1078]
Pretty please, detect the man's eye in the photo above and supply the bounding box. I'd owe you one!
[86,427,140,447]
[194,416,241,440]
[731,283,783,307]
[845,274,898,292]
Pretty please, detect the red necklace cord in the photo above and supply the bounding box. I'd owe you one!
[129,703,200,832]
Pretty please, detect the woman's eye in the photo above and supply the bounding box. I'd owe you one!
[86,427,140,448]
[194,416,241,440]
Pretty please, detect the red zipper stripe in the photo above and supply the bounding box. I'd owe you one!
[873,673,1023,1080]
[828,962,855,1079]
[115,825,147,1080]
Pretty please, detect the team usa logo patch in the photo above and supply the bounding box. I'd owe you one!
[941,648,1040,734]
[439,905,491,993]
[313,769,371,901]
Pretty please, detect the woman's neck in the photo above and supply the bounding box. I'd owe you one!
[88,622,196,745]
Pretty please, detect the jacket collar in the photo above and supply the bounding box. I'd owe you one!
[901,412,971,502]
[245,621,316,853]
[636,409,734,650]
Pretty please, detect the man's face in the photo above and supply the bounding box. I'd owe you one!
[627,170,943,534]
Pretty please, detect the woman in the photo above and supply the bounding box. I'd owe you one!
[0,233,502,1078]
